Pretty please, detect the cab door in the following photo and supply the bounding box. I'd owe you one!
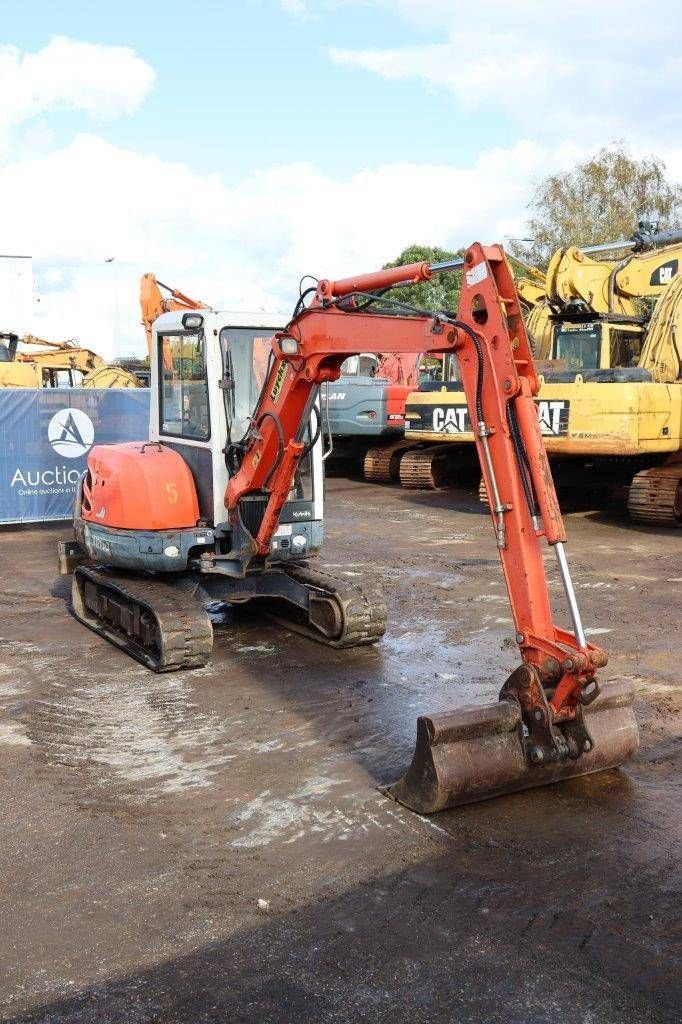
[154,327,215,523]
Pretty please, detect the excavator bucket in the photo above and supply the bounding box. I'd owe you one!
[389,679,638,813]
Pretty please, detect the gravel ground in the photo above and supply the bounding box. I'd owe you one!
[0,478,679,1023]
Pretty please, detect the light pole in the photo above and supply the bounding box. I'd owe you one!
[105,257,120,360]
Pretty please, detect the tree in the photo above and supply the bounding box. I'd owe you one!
[382,244,465,313]
[512,144,682,267]
[116,355,150,370]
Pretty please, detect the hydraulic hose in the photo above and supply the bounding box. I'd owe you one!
[506,402,538,521]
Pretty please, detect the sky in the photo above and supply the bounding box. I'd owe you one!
[1,0,681,358]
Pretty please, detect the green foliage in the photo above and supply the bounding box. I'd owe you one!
[382,244,465,312]
[116,355,150,369]
[513,144,682,267]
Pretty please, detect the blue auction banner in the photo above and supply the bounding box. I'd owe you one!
[0,388,150,524]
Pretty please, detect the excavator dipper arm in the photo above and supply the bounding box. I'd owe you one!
[223,243,638,810]
[139,273,209,363]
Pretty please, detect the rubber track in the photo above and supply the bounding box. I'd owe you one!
[628,466,682,526]
[72,566,213,672]
[281,563,387,648]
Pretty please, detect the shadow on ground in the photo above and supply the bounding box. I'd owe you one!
[7,820,679,1024]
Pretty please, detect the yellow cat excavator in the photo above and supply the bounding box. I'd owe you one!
[404,223,682,525]
[0,335,143,389]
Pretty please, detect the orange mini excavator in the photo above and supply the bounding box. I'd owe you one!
[60,244,638,811]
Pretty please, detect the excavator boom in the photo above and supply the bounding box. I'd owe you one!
[220,243,637,810]
[140,273,209,361]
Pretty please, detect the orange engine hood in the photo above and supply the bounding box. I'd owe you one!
[81,442,200,530]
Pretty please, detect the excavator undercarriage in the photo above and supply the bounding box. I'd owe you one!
[70,561,387,671]
[66,548,387,671]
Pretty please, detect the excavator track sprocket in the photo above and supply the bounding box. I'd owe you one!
[627,466,682,527]
[363,440,415,483]
[399,445,455,490]
[72,566,213,672]
[277,563,388,647]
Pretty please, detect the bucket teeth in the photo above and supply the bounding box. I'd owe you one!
[388,679,639,813]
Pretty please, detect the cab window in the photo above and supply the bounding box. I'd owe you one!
[220,326,313,500]
[42,368,77,388]
[220,327,273,443]
[159,332,210,440]
[609,329,643,368]
[339,353,379,376]
[552,325,601,370]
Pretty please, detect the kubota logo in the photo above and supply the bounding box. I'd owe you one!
[47,408,95,458]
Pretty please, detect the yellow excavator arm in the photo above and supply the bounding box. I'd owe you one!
[17,338,105,373]
[546,232,682,318]
[1,337,143,389]
[639,273,682,383]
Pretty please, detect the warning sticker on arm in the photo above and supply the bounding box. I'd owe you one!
[465,262,488,286]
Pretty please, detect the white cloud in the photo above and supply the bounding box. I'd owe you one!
[0,36,155,141]
[2,130,587,358]
[2,25,680,362]
[322,1,682,145]
[330,36,572,111]
[279,0,308,15]
[6,126,679,359]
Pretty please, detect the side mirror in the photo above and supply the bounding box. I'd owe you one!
[182,312,204,330]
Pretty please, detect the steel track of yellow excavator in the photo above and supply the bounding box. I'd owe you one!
[363,440,416,482]
[398,445,459,489]
[627,465,682,526]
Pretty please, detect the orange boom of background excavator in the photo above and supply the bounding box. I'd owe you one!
[139,273,209,369]
[63,244,638,812]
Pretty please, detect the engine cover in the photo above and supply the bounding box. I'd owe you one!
[80,442,200,530]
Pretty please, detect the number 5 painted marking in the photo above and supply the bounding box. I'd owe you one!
[166,482,178,504]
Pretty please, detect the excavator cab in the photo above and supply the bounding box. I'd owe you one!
[132,308,324,558]
[70,308,322,572]
[547,318,648,377]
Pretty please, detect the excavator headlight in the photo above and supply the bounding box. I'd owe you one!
[182,313,204,330]
[279,336,299,356]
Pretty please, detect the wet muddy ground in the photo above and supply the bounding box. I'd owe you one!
[0,478,680,1023]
